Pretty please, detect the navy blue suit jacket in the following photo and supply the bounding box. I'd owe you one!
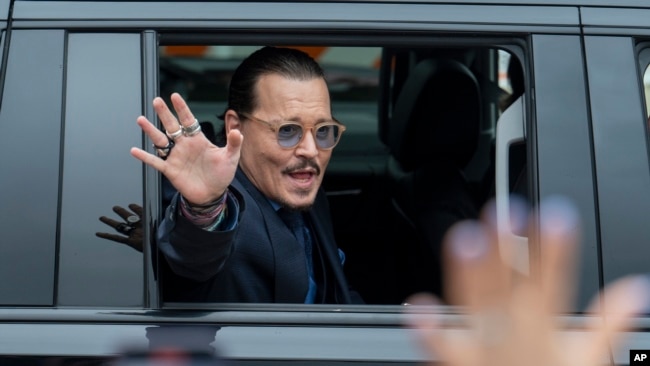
[158,169,360,304]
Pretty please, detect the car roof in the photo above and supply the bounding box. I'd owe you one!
[12,0,650,6]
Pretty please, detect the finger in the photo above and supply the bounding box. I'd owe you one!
[130,147,167,173]
[225,128,244,160]
[137,115,170,149]
[582,276,650,365]
[99,216,122,228]
[128,204,143,217]
[112,205,133,221]
[169,93,197,128]
[96,232,142,252]
[152,97,183,133]
[537,196,581,313]
[481,199,516,291]
[96,232,130,245]
[444,219,508,310]
[404,294,458,365]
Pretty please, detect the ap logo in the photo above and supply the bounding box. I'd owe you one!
[631,350,650,365]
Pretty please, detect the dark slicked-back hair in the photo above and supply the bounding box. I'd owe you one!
[216,46,326,145]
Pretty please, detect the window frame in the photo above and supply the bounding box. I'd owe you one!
[152,31,535,311]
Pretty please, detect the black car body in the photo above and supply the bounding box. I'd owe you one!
[2,0,650,364]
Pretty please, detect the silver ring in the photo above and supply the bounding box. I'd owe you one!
[116,223,134,235]
[126,215,141,225]
[153,140,174,159]
[166,126,183,140]
[183,119,202,137]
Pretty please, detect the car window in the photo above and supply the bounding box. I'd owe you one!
[156,42,528,306]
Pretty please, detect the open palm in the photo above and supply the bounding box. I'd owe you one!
[131,93,242,205]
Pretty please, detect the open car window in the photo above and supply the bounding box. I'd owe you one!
[156,43,528,307]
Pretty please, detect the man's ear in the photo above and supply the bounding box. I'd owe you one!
[224,110,241,134]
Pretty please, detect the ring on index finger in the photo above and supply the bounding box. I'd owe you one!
[153,140,174,159]
[166,126,183,140]
[116,223,135,235]
[183,119,202,137]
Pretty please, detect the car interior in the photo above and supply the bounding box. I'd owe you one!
[159,44,527,305]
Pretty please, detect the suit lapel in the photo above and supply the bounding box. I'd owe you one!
[307,191,352,304]
[234,170,309,303]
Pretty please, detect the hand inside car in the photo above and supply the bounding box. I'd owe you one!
[130,93,242,206]
[96,203,144,252]
[407,197,650,366]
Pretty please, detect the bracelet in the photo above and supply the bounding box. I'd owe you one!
[183,191,228,214]
[180,191,229,228]
[204,204,228,231]
[186,196,225,209]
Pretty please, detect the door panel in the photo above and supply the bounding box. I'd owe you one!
[532,34,599,309]
[585,36,650,289]
[57,33,144,306]
[0,30,64,305]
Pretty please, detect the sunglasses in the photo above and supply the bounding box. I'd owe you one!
[238,113,346,150]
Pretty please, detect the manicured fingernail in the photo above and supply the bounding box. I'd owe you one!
[539,195,580,237]
[449,221,489,261]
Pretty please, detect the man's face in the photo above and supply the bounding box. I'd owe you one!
[237,73,334,211]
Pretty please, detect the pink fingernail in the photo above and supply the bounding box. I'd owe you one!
[449,221,489,261]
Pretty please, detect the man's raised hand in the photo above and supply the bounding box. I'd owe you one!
[130,93,242,205]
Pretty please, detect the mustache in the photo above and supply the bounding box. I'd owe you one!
[283,159,321,176]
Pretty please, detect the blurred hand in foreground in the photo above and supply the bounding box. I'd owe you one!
[406,197,650,366]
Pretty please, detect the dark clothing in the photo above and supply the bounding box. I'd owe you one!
[158,169,361,304]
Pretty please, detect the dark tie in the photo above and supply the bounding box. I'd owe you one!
[278,209,314,279]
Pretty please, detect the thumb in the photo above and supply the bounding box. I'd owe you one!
[225,129,243,161]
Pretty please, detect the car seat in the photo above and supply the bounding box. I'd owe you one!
[387,58,482,300]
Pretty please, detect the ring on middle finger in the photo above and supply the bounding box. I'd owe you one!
[183,119,202,137]
[127,215,141,225]
[166,126,183,140]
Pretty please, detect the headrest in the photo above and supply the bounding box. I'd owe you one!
[388,59,481,171]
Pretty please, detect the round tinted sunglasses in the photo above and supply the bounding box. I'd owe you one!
[238,112,346,150]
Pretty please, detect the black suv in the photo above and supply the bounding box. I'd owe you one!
[2,0,650,365]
